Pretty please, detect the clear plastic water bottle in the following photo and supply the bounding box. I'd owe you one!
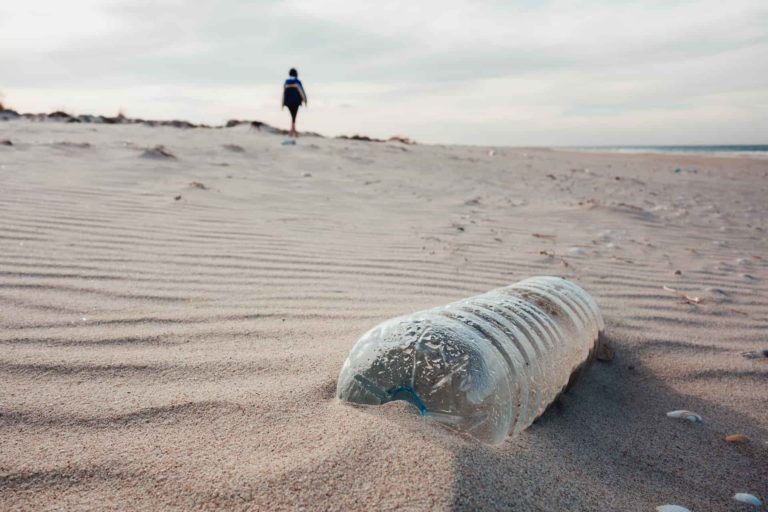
[336,276,604,444]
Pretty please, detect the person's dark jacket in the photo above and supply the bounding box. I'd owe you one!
[283,78,307,107]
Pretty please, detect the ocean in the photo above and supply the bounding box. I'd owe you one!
[566,145,768,157]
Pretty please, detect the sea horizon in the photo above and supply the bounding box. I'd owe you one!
[562,144,768,157]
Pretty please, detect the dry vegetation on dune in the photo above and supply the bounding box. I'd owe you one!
[0,106,415,143]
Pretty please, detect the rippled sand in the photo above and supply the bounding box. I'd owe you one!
[1,121,766,510]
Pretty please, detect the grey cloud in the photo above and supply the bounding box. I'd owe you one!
[3,0,766,90]
[1,0,413,87]
[1,0,766,144]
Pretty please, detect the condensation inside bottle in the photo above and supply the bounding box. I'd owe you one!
[336,276,604,444]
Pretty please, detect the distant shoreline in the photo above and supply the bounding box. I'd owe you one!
[557,145,768,158]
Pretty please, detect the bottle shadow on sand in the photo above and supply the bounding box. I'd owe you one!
[448,332,768,511]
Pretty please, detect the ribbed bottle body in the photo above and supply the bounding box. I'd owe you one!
[337,276,604,444]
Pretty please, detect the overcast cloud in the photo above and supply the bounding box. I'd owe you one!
[1,0,767,145]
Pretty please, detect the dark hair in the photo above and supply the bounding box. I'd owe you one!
[289,68,298,77]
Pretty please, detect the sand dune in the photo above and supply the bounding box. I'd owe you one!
[1,120,766,510]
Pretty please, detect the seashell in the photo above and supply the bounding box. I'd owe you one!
[734,493,762,507]
[656,505,691,512]
[724,434,750,443]
[662,286,701,304]
[666,410,703,423]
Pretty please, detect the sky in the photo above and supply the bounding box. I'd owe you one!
[1,0,767,146]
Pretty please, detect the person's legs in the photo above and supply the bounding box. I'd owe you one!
[288,105,299,137]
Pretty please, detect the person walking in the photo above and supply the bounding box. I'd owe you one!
[282,68,307,138]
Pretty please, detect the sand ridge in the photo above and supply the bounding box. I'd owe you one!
[1,120,766,510]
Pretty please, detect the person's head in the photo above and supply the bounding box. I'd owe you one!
[289,68,298,78]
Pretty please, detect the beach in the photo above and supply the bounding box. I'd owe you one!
[1,119,766,511]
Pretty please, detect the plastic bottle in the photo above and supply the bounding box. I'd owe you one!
[336,276,604,444]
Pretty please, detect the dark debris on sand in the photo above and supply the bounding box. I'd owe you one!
[141,146,177,159]
[337,134,417,145]
[0,109,20,121]
[55,141,91,149]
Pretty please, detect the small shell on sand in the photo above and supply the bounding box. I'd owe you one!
[666,410,703,423]
[662,286,701,304]
[656,505,690,512]
[734,493,762,507]
[724,434,750,443]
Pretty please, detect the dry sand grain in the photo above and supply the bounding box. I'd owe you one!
[1,121,766,511]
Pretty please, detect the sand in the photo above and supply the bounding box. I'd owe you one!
[0,120,766,511]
